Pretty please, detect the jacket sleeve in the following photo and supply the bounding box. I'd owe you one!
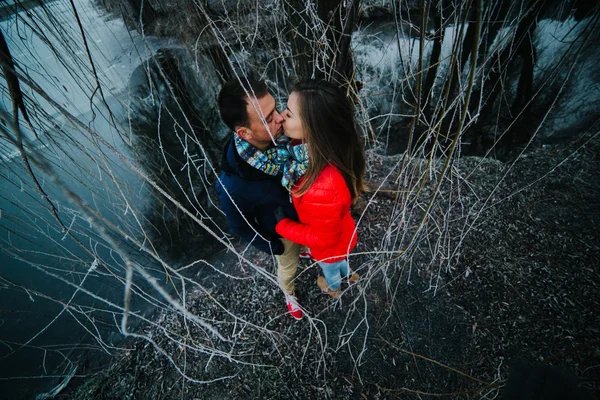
[275,206,342,249]
[275,218,339,249]
[275,166,350,249]
[218,184,285,255]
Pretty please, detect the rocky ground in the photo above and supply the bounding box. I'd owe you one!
[62,133,599,399]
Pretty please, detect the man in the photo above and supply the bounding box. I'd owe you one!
[216,77,303,320]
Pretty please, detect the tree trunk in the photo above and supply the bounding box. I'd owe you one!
[422,4,444,109]
[287,0,318,80]
[0,28,34,136]
[406,0,429,154]
[330,0,360,86]
[288,0,359,86]
[469,0,545,154]
[207,45,233,85]
[447,3,475,108]
[129,0,157,30]
[510,21,537,116]
[460,12,477,73]
[502,9,538,149]
[449,0,502,118]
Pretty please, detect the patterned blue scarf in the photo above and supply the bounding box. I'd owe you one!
[278,141,309,191]
[234,134,282,175]
[234,135,309,191]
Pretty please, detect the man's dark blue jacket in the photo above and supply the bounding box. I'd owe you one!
[216,137,298,255]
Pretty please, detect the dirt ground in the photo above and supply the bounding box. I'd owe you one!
[63,133,599,399]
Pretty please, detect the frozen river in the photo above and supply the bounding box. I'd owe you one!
[0,1,175,398]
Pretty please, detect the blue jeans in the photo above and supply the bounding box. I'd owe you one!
[318,259,350,290]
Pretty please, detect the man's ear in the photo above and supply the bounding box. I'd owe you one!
[235,127,252,141]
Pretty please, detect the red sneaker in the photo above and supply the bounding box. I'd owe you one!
[285,293,303,320]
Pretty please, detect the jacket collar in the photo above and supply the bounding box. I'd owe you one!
[221,136,279,181]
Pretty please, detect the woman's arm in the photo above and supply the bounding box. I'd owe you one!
[275,217,341,249]
[276,165,352,248]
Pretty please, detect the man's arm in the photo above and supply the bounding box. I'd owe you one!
[218,186,285,255]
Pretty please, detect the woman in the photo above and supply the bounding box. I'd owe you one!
[276,79,365,299]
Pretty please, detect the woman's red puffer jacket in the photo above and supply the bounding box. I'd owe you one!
[275,164,358,263]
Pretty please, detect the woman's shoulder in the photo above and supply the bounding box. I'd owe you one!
[315,164,345,186]
[302,164,349,200]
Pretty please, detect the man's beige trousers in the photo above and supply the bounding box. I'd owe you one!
[275,238,300,295]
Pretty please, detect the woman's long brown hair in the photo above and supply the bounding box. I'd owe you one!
[291,80,366,202]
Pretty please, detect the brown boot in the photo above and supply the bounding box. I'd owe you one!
[317,276,341,299]
[342,272,360,284]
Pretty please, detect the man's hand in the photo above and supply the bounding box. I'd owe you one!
[273,239,285,256]
[274,206,286,223]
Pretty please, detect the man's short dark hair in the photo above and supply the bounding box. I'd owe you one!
[217,77,269,132]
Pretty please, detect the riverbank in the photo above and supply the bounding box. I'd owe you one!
[61,132,600,399]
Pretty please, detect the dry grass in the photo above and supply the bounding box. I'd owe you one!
[65,132,600,399]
